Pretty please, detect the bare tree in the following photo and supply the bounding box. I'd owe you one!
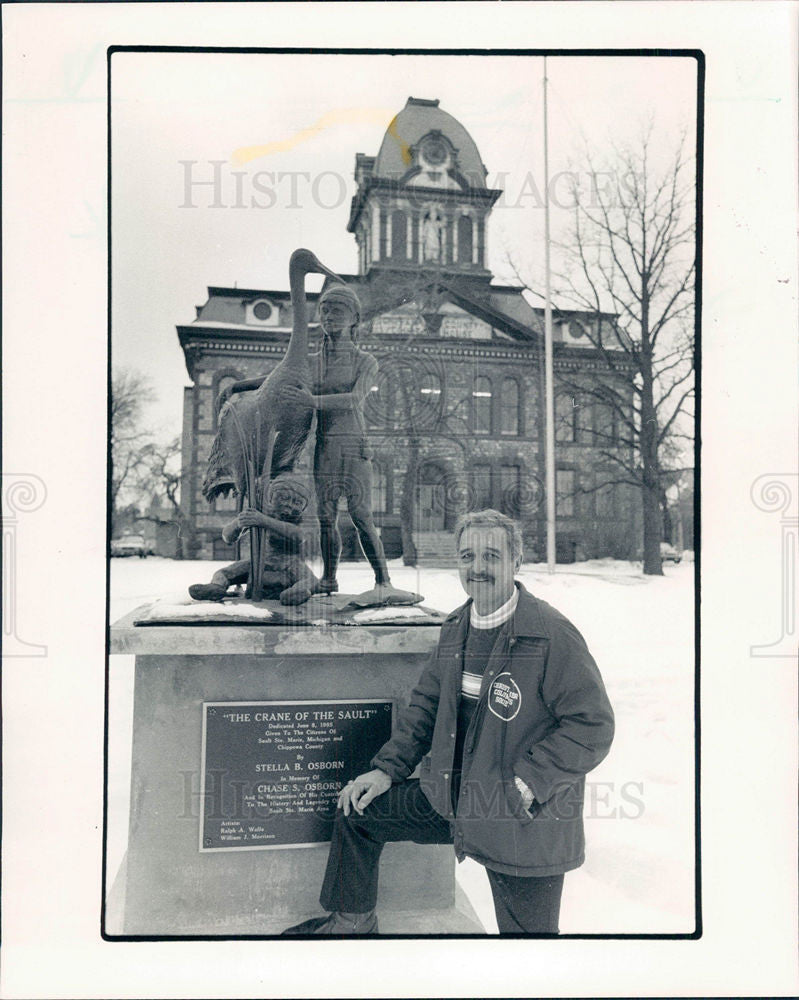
[134,436,193,559]
[111,369,191,554]
[539,127,695,574]
[110,368,157,533]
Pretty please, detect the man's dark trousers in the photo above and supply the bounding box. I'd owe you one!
[320,779,564,934]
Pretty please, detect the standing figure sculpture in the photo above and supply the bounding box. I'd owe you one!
[282,282,393,595]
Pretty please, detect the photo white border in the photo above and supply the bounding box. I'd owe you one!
[3,3,797,997]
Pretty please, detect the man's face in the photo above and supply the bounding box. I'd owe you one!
[457,525,518,612]
[320,297,357,336]
[269,486,306,523]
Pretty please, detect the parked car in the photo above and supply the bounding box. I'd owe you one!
[660,542,682,564]
[111,534,147,558]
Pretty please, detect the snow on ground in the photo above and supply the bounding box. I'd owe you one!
[108,556,695,934]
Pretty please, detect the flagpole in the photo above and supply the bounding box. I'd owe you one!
[543,56,557,573]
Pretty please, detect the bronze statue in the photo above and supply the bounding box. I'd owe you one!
[197,248,417,606]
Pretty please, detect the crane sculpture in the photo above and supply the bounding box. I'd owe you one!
[201,249,338,599]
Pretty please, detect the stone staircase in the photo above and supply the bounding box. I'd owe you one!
[412,530,458,566]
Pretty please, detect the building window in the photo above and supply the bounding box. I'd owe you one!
[371,206,380,262]
[500,377,520,435]
[212,537,238,561]
[214,493,238,514]
[391,210,407,260]
[372,461,388,514]
[418,371,442,423]
[387,375,402,429]
[556,469,576,517]
[470,463,492,511]
[575,395,592,442]
[252,300,272,321]
[594,401,618,445]
[457,215,473,264]
[555,393,577,443]
[499,464,521,517]
[365,383,381,429]
[472,376,492,434]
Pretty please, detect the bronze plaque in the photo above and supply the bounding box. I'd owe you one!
[200,699,393,850]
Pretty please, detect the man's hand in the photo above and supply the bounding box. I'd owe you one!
[337,769,391,816]
[514,775,535,812]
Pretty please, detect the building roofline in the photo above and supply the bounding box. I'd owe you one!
[206,286,301,300]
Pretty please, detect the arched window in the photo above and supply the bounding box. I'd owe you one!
[500,377,520,435]
[555,393,577,443]
[418,370,442,426]
[472,376,492,434]
[371,461,388,514]
[391,210,407,260]
[457,215,473,264]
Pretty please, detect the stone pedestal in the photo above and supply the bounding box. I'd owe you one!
[108,608,484,936]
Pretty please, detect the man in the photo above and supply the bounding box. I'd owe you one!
[283,509,614,934]
[188,473,321,606]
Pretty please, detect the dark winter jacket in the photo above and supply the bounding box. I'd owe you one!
[372,582,615,876]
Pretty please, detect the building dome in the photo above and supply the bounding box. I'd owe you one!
[373,97,488,188]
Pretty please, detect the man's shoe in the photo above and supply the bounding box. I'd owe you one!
[188,582,227,602]
[281,910,378,935]
[316,577,339,595]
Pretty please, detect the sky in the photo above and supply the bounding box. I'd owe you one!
[111,51,698,437]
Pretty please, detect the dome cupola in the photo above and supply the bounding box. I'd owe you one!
[348,98,502,280]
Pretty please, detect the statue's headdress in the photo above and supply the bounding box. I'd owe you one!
[319,282,361,325]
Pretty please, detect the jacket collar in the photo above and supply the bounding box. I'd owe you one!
[442,581,548,639]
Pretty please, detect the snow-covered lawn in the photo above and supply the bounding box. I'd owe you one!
[108,556,695,934]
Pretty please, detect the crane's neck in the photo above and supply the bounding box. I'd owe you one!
[285,262,309,370]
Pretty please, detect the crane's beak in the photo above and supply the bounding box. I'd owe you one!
[289,248,340,281]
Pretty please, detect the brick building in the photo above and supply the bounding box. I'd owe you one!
[178,97,640,564]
